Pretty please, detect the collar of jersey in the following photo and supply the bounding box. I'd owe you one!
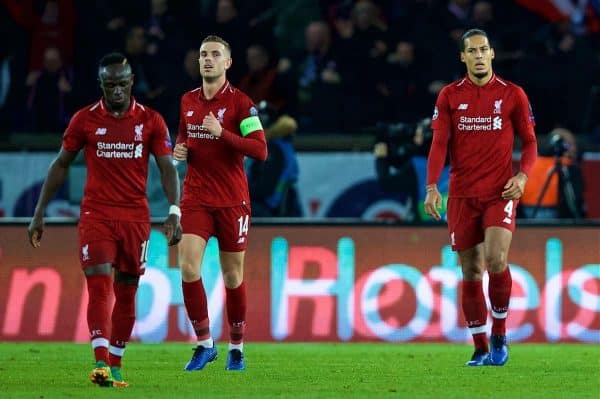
[98,96,138,118]
[465,73,497,88]
[198,80,231,101]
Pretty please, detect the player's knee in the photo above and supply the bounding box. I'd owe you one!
[485,252,507,272]
[179,260,200,281]
[462,267,484,281]
[222,269,242,288]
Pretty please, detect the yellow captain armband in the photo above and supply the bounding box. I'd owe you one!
[239,116,263,137]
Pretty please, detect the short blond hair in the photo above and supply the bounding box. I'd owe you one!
[201,35,231,54]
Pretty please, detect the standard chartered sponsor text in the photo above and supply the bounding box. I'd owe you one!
[458,115,499,131]
[96,142,142,158]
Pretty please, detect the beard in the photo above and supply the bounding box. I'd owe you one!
[473,70,489,79]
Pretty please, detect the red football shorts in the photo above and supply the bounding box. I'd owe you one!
[446,195,518,251]
[181,204,251,252]
[78,217,151,275]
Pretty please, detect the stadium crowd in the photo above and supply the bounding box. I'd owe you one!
[0,0,598,140]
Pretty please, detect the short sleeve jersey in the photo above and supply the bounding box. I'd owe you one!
[62,98,172,221]
[178,81,264,208]
[431,75,536,197]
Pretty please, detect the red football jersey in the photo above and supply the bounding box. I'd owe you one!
[428,75,537,197]
[177,81,267,208]
[62,98,173,221]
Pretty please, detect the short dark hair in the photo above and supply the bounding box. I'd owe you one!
[460,28,489,51]
[201,35,231,54]
[98,52,129,68]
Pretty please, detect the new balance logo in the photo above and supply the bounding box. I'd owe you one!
[95,128,107,135]
[237,237,246,244]
[186,111,194,117]
[458,103,469,110]
[450,232,456,246]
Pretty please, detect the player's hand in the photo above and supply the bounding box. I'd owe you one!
[424,185,442,221]
[203,112,223,137]
[164,214,182,246]
[173,143,188,161]
[28,215,44,248]
[502,172,528,200]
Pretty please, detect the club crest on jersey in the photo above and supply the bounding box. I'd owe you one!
[217,108,227,123]
[134,124,144,141]
[494,99,503,114]
[82,244,90,261]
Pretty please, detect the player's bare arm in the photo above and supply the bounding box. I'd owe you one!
[28,149,79,247]
[156,154,182,246]
[424,184,442,221]
[173,143,188,161]
[502,171,528,200]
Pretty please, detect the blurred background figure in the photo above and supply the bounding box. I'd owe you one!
[373,117,449,221]
[247,101,302,217]
[520,128,586,219]
[26,46,72,133]
[238,44,286,111]
[279,20,344,131]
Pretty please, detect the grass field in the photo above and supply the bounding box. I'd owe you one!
[0,343,598,398]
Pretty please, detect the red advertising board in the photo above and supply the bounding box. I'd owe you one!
[0,224,598,343]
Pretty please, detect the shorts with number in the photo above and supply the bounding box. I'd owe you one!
[181,204,251,252]
[78,217,151,275]
[446,195,518,251]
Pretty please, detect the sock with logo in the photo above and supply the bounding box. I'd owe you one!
[226,282,246,347]
[182,279,211,342]
[462,280,489,351]
[109,282,137,367]
[489,266,512,336]
[86,274,112,362]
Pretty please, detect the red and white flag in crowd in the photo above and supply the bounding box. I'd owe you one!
[515,0,600,31]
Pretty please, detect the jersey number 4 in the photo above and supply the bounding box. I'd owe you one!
[503,200,514,224]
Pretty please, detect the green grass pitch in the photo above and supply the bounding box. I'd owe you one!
[0,343,598,398]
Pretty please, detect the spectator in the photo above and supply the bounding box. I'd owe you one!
[334,0,389,128]
[378,39,429,123]
[26,47,72,133]
[4,0,76,72]
[280,20,345,131]
[123,26,170,110]
[238,44,286,111]
[247,102,301,217]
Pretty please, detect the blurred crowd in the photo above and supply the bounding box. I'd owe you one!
[0,0,599,140]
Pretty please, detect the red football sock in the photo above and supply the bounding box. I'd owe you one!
[182,279,210,341]
[109,282,138,367]
[461,280,489,351]
[86,274,112,363]
[226,282,246,345]
[489,266,512,336]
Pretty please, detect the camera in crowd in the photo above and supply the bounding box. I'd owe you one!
[376,117,433,160]
[550,133,570,157]
[257,100,277,127]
